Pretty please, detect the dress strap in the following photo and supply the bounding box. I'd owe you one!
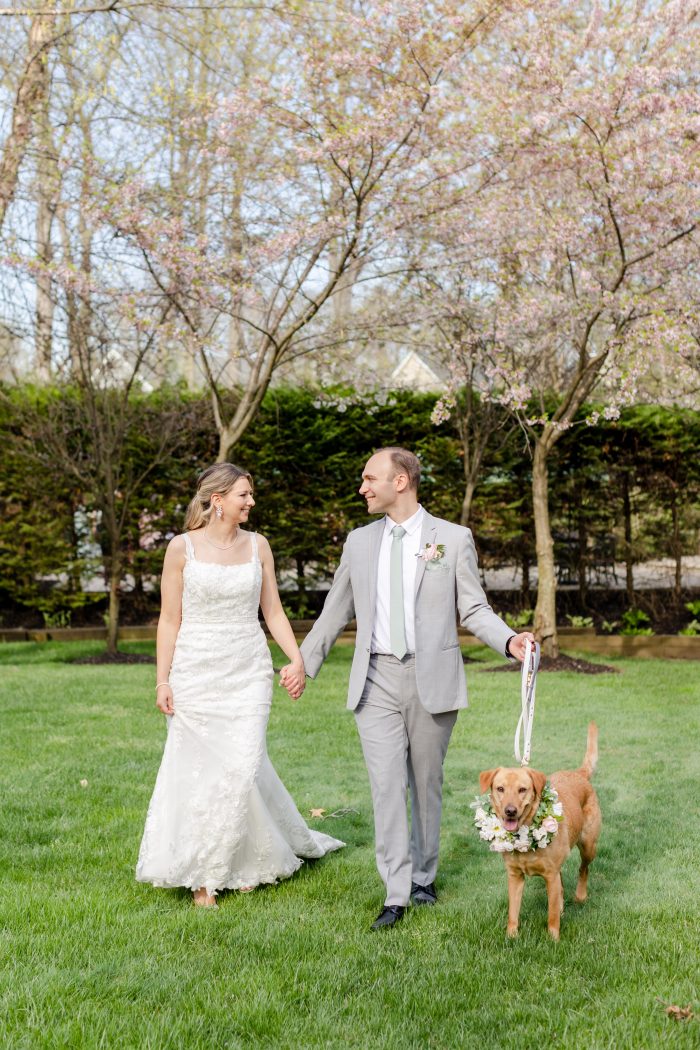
[251,532,259,563]
[182,532,195,561]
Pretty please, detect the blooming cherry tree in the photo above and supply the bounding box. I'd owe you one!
[102,0,512,459]
[422,0,699,654]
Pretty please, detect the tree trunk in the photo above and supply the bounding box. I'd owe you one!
[35,85,55,378]
[215,391,264,462]
[460,477,476,528]
[295,556,306,616]
[0,15,55,232]
[532,439,559,657]
[671,495,682,606]
[622,471,634,605]
[35,189,55,376]
[521,551,531,606]
[106,561,121,656]
[577,508,588,610]
[217,426,233,463]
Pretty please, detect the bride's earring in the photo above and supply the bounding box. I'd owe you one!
[215,505,223,520]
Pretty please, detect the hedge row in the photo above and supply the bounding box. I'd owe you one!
[0,384,698,627]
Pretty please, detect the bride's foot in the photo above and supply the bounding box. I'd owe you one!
[239,885,255,893]
[192,888,218,908]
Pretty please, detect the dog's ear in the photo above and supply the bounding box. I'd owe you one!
[527,768,547,798]
[479,769,498,793]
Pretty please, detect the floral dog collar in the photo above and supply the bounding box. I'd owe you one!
[472,781,563,853]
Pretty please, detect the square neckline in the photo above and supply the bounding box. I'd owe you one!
[184,530,258,568]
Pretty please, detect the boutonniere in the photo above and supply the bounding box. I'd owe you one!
[417,543,446,563]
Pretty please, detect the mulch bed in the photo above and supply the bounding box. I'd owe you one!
[73,650,614,672]
[73,652,155,665]
[482,652,618,674]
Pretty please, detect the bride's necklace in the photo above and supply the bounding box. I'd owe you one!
[203,525,240,550]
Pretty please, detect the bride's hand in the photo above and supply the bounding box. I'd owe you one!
[156,683,174,715]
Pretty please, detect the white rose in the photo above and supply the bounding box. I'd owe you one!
[537,837,549,848]
[552,802,563,816]
[515,840,530,852]
[475,808,488,822]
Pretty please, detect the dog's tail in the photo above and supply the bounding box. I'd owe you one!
[578,722,598,780]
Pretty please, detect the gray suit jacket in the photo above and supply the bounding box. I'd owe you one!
[300,511,516,714]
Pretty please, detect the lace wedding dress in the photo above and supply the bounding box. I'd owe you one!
[136,531,343,895]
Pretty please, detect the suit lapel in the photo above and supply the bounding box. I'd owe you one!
[367,518,384,619]
[415,512,437,599]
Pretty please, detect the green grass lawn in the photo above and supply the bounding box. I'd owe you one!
[1,640,699,1049]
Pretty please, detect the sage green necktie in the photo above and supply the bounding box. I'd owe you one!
[390,525,407,659]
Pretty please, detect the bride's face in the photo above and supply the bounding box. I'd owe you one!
[217,477,255,525]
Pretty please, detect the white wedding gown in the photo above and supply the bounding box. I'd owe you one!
[136,531,343,895]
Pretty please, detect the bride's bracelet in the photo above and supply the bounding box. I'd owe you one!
[155,681,170,691]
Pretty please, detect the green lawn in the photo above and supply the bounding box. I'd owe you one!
[1,640,698,1049]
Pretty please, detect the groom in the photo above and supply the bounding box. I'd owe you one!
[296,447,533,930]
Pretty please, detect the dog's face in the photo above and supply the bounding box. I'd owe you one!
[479,767,547,832]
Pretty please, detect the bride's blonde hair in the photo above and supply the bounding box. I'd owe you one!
[184,463,253,530]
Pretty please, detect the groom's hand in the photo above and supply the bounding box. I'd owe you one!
[279,661,305,701]
[507,632,536,661]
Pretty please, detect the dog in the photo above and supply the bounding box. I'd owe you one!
[479,722,601,940]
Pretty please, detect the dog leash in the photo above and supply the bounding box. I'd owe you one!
[514,638,541,766]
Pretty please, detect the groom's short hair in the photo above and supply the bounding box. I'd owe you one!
[376,447,421,492]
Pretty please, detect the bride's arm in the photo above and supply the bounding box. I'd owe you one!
[257,534,305,698]
[155,537,185,715]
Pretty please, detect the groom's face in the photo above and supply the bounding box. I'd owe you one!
[359,451,401,515]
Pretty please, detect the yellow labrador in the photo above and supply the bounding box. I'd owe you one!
[479,723,601,940]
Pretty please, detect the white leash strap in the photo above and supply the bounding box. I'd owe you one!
[514,639,541,766]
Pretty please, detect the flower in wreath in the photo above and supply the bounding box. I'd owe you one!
[514,826,531,852]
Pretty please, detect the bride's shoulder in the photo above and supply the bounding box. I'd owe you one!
[252,531,271,554]
[163,533,188,563]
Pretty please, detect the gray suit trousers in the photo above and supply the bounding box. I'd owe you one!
[354,654,457,907]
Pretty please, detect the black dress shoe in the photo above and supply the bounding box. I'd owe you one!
[411,882,437,906]
[370,905,406,930]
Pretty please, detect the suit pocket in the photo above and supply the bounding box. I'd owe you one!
[425,560,450,573]
[441,642,460,652]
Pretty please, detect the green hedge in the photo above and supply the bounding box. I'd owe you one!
[1,384,698,625]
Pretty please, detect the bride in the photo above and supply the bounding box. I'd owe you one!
[136,462,343,907]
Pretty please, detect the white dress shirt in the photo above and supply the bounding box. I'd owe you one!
[371,506,425,655]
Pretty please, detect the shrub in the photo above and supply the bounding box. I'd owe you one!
[565,615,594,628]
[620,608,654,636]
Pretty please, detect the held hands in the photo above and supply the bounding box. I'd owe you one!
[156,683,174,715]
[508,631,537,662]
[279,659,306,701]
